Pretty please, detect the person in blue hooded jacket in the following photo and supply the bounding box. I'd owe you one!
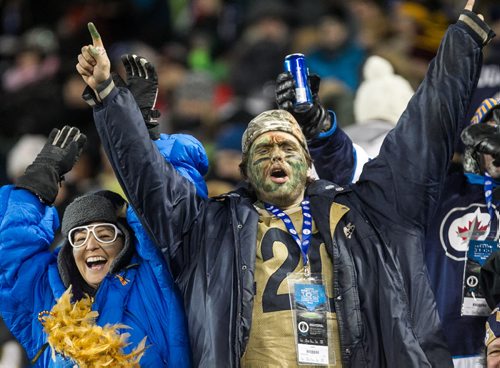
[0,120,207,366]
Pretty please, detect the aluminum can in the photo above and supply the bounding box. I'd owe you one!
[284,53,313,112]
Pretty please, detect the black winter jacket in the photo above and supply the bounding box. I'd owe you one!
[91,11,493,368]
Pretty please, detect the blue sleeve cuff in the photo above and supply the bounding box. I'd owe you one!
[317,110,337,139]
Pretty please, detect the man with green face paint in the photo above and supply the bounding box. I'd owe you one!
[77,1,494,367]
[240,110,313,209]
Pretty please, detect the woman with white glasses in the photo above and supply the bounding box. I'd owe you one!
[0,125,204,367]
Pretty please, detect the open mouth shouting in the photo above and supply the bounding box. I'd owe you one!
[71,221,125,289]
[76,252,114,288]
[269,165,289,184]
[86,255,108,271]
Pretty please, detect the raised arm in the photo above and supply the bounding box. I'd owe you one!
[354,2,495,228]
[76,23,207,274]
[0,126,86,358]
[0,186,57,358]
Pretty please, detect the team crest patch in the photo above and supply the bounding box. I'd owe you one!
[440,204,498,261]
[343,223,355,239]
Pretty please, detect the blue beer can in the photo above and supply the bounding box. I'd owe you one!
[284,53,313,112]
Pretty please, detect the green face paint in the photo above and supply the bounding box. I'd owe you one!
[86,22,106,57]
[247,131,308,208]
[87,22,101,43]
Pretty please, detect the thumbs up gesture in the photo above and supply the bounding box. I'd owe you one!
[76,22,111,90]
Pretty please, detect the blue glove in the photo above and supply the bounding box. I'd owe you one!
[154,133,209,198]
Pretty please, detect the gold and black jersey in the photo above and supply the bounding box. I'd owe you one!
[240,204,342,367]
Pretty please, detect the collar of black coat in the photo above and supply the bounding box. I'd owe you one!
[305,179,351,197]
[210,181,257,202]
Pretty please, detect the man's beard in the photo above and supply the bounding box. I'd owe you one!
[252,174,308,209]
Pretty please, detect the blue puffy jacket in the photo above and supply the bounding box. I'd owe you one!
[0,132,208,366]
[0,186,192,367]
[154,133,208,198]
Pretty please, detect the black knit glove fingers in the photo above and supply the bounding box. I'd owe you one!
[16,126,87,204]
[27,126,86,176]
[121,54,160,140]
[49,126,86,172]
[275,72,296,111]
[275,72,330,140]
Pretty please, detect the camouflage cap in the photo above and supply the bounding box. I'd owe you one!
[241,109,309,155]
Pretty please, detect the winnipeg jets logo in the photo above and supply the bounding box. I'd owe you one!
[440,205,499,261]
[456,216,489,242]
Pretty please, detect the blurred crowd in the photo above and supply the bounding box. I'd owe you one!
[0,0,499,366]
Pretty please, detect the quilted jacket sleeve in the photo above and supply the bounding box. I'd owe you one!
[92,87,206,278]
[0,185,58,357]
[308,111,369,184]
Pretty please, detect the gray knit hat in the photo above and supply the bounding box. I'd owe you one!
[61,191,127,236]
[58,191,132,297]
[241,109,309,155]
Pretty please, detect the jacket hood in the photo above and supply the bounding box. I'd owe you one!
[57,219,134,299]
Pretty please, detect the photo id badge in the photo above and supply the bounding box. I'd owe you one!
[288,272,335,366]
[461,239,498,316]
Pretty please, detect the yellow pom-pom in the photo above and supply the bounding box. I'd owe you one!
[39,287,147,367]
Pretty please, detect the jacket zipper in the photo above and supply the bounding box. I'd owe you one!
[230,197,242,367]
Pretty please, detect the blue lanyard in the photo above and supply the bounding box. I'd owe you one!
[484,172,500,228]
[264,198,313,266]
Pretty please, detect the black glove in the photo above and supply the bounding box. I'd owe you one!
[119,54,161,140]
[275,72,331,140]
[461,123,500,165]
[16,126,87,204]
